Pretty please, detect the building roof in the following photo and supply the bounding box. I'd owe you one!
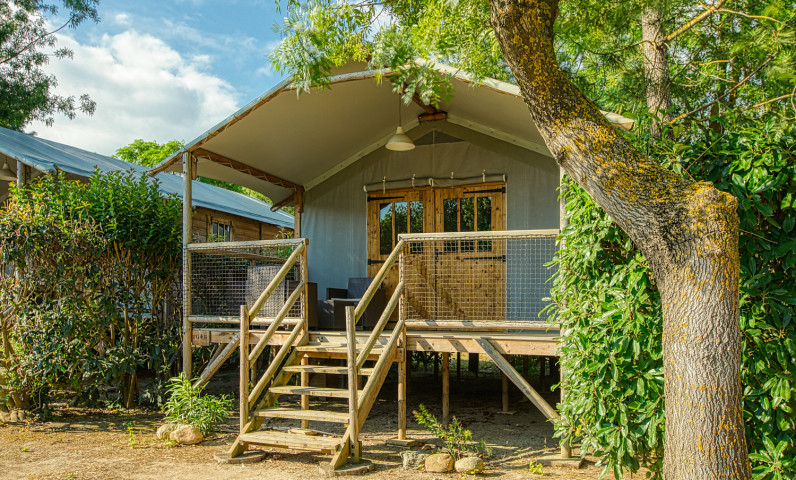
[150,62,634,207]
[0,127,294,229]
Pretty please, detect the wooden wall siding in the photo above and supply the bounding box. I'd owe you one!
[192,206,288,243]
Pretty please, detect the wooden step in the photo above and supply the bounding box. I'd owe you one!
[238,430,342,453]
[253,407,350,423]
[297,343,385,355]
[283,365,375,375]
[270,385,362,398]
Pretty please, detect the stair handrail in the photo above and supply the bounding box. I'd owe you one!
[352,239,404,324]
[247,316,307,409]
[356,281,404,369]
[249,241,305,319]
[357,316,405,426]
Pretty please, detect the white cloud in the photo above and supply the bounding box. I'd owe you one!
[29,29,240,155]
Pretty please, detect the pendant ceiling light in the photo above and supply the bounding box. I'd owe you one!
[386,94,415,151]
[0,161,16,181]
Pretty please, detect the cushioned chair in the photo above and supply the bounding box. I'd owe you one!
[317,277,386,330]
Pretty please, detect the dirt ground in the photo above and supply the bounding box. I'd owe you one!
[0,365,645,480]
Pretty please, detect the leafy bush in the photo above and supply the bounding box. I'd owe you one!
[552,117,796,479]
[0,170,182,413]
[413,404,489,458]
[163,374,233,435]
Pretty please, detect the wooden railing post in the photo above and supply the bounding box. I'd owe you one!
[239,304,250,433]
[300,239,310,428]
[345,306,360,462]
[397,243,407,440]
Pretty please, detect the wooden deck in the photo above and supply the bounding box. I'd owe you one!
[192,327,560,357]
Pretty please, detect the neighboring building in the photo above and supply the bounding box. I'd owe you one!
[0,127,293,241]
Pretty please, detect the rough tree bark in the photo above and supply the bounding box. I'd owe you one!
[641,5,673,137]
[487,1,750,478]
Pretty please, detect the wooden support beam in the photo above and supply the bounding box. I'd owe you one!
[398,329,407,440]
[240,305,250,433]
[193,335,241,388]
[418,111,448,122]
[502,370,510,413]
[411,92,436,114]
[270,193,294,212]
[182,151,193,378]
[193,148,304,192]
[475,338,558,420]
[442,352,450,426]
[345,306,360,462]
[301,355,310,429]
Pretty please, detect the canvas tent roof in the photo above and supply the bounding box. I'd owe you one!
[150,62,633,207]
[0,127,293,229]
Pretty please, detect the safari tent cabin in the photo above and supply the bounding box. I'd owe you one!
[150,62,633,468]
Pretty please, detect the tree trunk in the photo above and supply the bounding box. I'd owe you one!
[641,5,673,137]
[487,1,750,478]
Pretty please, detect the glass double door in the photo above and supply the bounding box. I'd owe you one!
[366,182,506,321]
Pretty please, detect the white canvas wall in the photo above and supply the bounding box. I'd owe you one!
[303,122,559,295]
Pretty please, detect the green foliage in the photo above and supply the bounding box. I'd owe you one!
[0,170,183,412]
[113,138,274,205]
[163,373,233,435]
[528,460,545,475]
[552,116,796,480]
[413,404,488,459]
[113,139,184,168]
[0,0,99,130]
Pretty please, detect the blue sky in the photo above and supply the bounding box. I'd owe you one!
[30,0,288,154]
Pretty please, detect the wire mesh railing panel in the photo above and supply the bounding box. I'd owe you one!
[187,240,303,319]
[400,231,557,323]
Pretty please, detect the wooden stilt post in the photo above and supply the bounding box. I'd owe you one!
[469,353,479,376]
[502,369,510,412]
[442,352,450,426]
[182,151,193,378]
[301,355,310,429]
[239,304,250,433]
[456,352,461,382]
[398,328,407,440]
[300,240,310,429]
[345,306,360,462]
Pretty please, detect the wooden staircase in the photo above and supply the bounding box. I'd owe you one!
[225,240,407,470]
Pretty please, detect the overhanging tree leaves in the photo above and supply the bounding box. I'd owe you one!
[0,0,99,130]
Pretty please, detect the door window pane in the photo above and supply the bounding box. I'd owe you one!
[460,197,475,251]
[409,201,423,233]
[379,203,393,255]
[443,198,458,232]
[477,196,492,251]
[394,202,408,245]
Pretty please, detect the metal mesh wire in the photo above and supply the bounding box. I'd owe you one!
[187,241,303,319]
[400,232,557,323]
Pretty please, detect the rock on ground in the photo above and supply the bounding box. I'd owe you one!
[156,423,177,441]
[169,425,203,445]
[400,451,429,470]
[424,453,454,473]
[455,456,485,474]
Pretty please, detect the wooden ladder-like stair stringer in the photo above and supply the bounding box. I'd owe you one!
[227,239,407,470]
[227,327,403,469]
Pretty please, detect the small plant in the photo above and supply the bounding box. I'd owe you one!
[163,373,234,435]
[528,461,545,475]
[413,404,487,459]
[125,421,137,448]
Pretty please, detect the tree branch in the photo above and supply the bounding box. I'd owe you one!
[669,54,774,124]
[666,0,727,43]
[0,20,70,65]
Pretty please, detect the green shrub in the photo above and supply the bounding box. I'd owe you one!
[163,374,234,435]
[552,117,796,479]
[413,404,489,458]
[0,170,182,413]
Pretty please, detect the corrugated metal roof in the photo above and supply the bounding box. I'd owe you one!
[0,127,293,229]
